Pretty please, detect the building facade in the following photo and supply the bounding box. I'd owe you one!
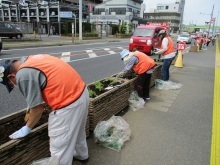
[0,0,101,35]
[89,0,145,35]
[144,0,185,33]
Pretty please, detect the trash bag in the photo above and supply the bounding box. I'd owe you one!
[94,116,131,152]
[128,91,145,112]
[155,79,183,90]
[31,156,59,165]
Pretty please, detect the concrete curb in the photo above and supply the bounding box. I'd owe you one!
[2,38,128,50]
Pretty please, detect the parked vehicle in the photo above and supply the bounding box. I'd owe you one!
[0,37,2,52]
[0,22,23,39]
[129,25,166,55]
[190,33,196,39]
[177,33,192,44]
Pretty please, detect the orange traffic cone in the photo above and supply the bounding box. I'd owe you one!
[197,43,200,52]
[174,50,183,68]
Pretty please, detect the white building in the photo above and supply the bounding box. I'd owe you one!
[89,0,145,35]
[144,0,185,32]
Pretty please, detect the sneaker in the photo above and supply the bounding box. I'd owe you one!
[73,157,89,163]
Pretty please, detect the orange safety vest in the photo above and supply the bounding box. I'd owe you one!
[162,36,175,56]
[19,54,86,110]
[132,51,155,74]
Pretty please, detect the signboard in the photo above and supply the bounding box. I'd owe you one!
[60,11,72,18]
[146,22,170,33]
[177,41,187,51]
[146,22,169,27]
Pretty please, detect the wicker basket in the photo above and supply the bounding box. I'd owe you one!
[0,105,90,165]
[150,64,162,87]
[88,78,130,131]
[0,109,50,165]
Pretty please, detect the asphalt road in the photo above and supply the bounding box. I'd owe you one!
[0,41,131,116]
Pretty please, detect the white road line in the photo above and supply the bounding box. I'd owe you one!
[108,51,116,54]
[104,48,116,54]
[60,52,71,62]
[88,53,97,58]
[118,47,124,49]
[86,50,97,58]
[86,50,93,53]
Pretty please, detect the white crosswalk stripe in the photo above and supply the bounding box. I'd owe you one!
[104,48,116,54]
[86,50,97,58]
[60,52,71,62]
[108,51,116,54]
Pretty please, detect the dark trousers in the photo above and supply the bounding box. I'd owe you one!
[135,73,152,99]
[161,57,174,81]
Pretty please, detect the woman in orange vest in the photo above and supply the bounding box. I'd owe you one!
[155,30,176,81]
[119,49,155,102]
[0,54,89,164]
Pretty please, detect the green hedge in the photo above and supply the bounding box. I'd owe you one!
[63,33,99,37]
[115,33,131,38]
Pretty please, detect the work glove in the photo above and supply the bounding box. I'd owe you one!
[9,125,32,139]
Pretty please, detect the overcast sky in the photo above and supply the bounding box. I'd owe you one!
[143,0,220,26]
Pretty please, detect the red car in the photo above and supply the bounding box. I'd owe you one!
[129,25,165,55]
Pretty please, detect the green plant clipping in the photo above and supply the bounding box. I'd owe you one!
[94,82,104,92]
[109,80,118,86]
[88,87,97,98]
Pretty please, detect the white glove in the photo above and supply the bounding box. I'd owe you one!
[9,125,32,139]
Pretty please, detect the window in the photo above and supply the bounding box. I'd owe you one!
[157,6,164,10]
[166,6,169,9]
[133,29,154,37]
[94,8,105,14]
[109,8,126,15]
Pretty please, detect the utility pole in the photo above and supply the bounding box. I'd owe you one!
[216,11,219,28]
[79,0,82,41]
[208,5,214,38]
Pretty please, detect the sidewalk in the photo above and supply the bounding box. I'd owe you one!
[74,45,214,165]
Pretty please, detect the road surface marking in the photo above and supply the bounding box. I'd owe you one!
[60,52,70,62]
[86,50,97,58]
[210,37,220,165]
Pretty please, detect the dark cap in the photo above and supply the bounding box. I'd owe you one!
[0,60,13,93]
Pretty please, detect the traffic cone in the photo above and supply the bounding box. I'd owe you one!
[196,43,199,52]
[174,50,183,68]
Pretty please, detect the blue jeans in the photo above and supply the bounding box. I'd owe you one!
[161,57,174,81]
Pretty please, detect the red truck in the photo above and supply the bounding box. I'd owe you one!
[129,22,170,55]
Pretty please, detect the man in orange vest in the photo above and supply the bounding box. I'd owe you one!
[0,54,89,164]
[119,49,155,102]
[154,30,176,81]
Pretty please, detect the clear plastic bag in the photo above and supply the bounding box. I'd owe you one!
[155,79,183,90]
[94,116,131,152]
[128,91,145,112]
[31,156,59,165]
